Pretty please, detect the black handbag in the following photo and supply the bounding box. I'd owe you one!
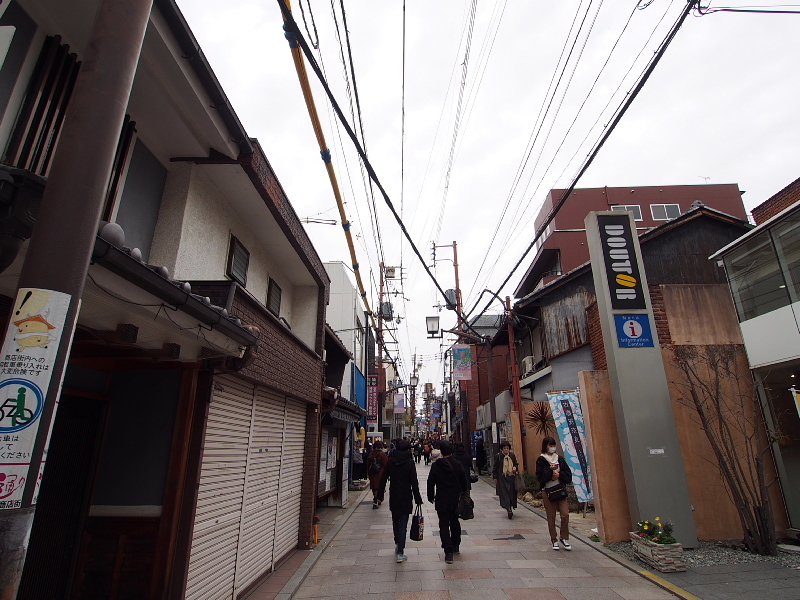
[410,504,424,541]
[545,482,568,502]
[469,473,479,484]
[457,492,474,520]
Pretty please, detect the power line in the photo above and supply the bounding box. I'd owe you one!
[466,0,699,322]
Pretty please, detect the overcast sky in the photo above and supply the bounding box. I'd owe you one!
[178,0,800,394]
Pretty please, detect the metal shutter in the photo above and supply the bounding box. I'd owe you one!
[185,375,254,600]
[273,398,306,561]
[232,387,285,591]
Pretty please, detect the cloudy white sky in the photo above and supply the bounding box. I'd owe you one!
[178,0,800,391]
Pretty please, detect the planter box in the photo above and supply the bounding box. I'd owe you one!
[630,532,686,572]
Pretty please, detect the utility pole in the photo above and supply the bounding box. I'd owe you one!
[452,241,463,333]
[506,297,526,471]
[378,263,385,440]
[0,0,154,594]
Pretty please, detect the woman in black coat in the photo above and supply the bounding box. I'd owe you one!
[536,436,573,551]
[378,439,423,562]
[492,441,519,519]
[452,442,473,491]
[475,438,487,475]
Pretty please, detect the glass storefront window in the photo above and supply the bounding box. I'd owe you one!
[772,213,800,303]
[724,231,791,321]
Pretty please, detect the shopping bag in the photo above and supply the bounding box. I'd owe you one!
[410,504,424,541]
[457,492,474,520]
[515,473,526,494]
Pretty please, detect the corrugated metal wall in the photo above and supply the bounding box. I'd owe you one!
[541,291,594,358]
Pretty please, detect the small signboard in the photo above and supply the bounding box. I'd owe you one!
[614,314,654,348]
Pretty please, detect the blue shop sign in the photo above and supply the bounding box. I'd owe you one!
[614,314,654,348]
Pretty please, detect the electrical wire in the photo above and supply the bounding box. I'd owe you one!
[466,0,699,323]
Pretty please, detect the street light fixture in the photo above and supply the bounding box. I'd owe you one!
[409,375,419,387]
[426,315,440,338]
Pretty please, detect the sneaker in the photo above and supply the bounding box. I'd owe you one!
[560,538,572,551]
[372,502,378,509]
[396,553,407,563]
[445,552,454,564]
[453,546,460,554]
[552,541,560,551]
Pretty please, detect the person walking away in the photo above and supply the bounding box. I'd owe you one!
[378,439,423,563]
[492,441,519,519]
[414,440,423,463]
[452,442,473,493]
[367,441,389,509]
[536,436,572,550]
[430,441,442,462]
[475,438,487,475]
[427,441,468,564]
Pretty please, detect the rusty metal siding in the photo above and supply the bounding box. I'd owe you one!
[541,290,595,358]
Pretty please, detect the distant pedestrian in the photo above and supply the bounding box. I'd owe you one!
[379,439,423,563]
[367,441,389,509]
[492,441,519,519]
[413,440,423,463]
[475,438,487,475]
[430,441,442,461]
[423,442,432,465]
[452,442,473,492]
[427,441,468,563]
[536,436,572,551]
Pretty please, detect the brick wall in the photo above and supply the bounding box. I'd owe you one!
[649,284,672,345]
[752,176,800,225]
[585,302,607,370]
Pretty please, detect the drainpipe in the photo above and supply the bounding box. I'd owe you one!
[0,0,153,594]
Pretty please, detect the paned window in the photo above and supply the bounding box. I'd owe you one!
[267,277,282,316]
[772,212,800,303]
[226,235,249,286]
[611,205,642,220]
[651,204,681,220]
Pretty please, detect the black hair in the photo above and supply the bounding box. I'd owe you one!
[499,440,511,450]
[439,441,454,456]
[395,439,411,452]
[454,442,465,451]
[373,440,383,450]
[541,436,557,454]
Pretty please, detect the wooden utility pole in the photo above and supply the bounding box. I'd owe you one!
[506,297,526,471]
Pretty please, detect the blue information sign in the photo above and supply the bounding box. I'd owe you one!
[614,314,654,348]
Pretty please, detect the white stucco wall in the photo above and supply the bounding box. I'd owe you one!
[150,164,318,349]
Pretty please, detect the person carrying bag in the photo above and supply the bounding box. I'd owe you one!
[410,504,424,541]
[536,436,573,551]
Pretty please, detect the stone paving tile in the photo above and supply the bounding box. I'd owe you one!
[535,567,592,578]
[471,577,526,589]
[368,580,423,593]
[506,559,558,569]
[612,586,675,599]
[559,589,625,600]
[443,568,494,579]
[503,589,567,600]
[394,591,452,600]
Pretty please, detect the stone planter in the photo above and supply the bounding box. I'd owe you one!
[629,532,686,572]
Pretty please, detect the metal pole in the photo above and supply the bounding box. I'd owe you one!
[486,342,500,468]
[506,297,527,471]
[0,0,153,594]
[452,241,463,333]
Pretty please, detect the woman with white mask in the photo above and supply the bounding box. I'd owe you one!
[536,436,572,550]
[491,441,519,519]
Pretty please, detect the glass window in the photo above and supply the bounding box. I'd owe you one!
[771,212,800,303]
[267,277,282,316]
[724,231,790,321]
[611,205,642,220]
[226,235,249,286]
[651,204,681,220]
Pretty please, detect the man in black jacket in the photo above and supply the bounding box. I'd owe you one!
[426,441,468,563]
[379,439,423,563]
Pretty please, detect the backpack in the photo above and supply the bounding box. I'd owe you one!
[369,455,382,475]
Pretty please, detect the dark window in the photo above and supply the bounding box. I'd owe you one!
[0,3,37,123]
[611,205,642,220]
[267,277,282,316]
[226,235,249,286]
[651,204,681,220]
[3,35,80,176]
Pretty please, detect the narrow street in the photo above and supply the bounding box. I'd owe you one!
[287,462,674,600]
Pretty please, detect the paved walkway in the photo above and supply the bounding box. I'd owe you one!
[291,461,675,600]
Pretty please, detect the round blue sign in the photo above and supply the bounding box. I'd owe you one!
[0,378,45,433]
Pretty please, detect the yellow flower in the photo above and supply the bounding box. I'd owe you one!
[655,517,661,521]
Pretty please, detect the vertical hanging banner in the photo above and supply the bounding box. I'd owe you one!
[367,375,378,424]
[546,391,593,503]
[431,402,441,420]
[0,288,72,510]
[452,344,473,380]
[393,393,406,414]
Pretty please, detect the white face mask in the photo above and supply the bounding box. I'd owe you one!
[547,446,557,454]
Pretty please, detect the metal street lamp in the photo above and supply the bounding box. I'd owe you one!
[409,375,419,387]
[426,315,440,338]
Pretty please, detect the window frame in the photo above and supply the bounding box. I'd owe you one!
[226,234,249,287]
[650,203,681,221]
[267,277,282,317]
[611,205,642,221]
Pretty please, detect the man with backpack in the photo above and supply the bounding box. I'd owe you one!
[367,441,389,509]
[427,441,468,563]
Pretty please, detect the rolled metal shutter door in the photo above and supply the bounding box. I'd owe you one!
[232,387,285,591]
[273,397,306,561]
[185,375,253,600]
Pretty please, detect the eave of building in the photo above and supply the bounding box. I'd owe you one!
[325,324,353,361]
[711,200,797,260]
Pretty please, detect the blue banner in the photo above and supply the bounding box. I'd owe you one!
[546,391,593,502]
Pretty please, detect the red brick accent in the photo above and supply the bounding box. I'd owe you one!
[649,284,672,345]
[585,301,607,370]
[752,176,800,225]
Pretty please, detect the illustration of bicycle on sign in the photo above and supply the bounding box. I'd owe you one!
[0,388,34,427]
[0,380,43,433]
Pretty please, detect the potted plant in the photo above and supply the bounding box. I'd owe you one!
[630,518,686,572]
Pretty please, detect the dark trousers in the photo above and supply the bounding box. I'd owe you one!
[392,511,410,554]
[436,508,461,553]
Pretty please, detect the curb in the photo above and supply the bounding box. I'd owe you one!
[476,476,698,600]
[275,488,371,600]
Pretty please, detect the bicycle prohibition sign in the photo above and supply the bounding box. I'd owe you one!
[0,378,44,433]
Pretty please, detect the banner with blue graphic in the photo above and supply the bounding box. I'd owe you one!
[546,391,593,503]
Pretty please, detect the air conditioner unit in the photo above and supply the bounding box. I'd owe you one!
[521,356,535,378]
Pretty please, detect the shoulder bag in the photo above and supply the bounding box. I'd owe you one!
[457,492,474,520]
[545,482,568,502]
